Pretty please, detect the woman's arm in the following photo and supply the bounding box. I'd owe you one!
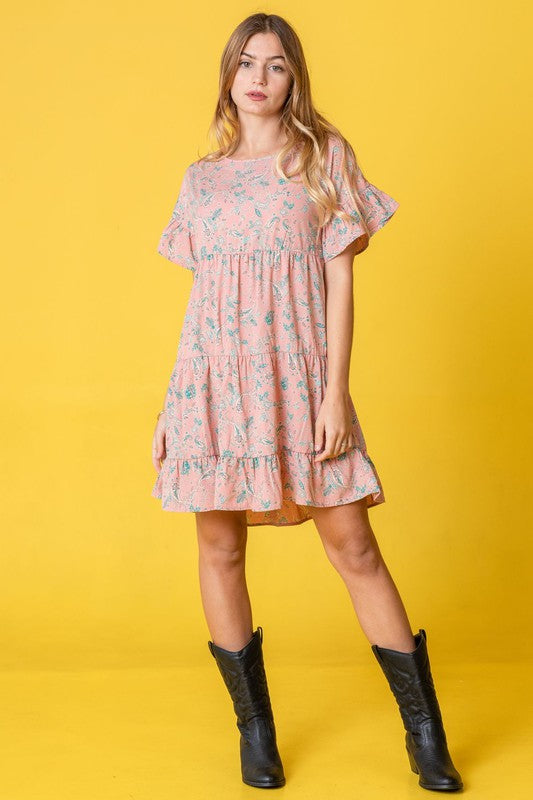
[314,239,363,461]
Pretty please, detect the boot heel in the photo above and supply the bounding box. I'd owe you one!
[406,744,419,774]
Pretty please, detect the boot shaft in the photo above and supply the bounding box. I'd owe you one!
[208,627,274,726]
[371,629,443,731]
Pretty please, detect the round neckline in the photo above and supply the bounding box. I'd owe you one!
[223,152,278,162]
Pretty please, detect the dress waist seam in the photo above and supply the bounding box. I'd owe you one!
[175,350,328,364]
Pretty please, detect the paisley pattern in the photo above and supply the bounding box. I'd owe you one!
[152,135,399,525]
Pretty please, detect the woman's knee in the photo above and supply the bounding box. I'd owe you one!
[322,527,382,576]
[195,510,247,569]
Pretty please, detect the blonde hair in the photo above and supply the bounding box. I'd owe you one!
[198,12,365,236]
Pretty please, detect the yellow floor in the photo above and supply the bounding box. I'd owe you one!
[0,661,530,798]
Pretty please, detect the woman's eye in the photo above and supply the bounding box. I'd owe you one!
[238,61,284,72]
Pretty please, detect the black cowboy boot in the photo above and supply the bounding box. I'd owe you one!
[208,626,286,788]
[371,629,463,792]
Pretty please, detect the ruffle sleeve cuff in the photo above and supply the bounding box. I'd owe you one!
[157,165,197,272]
[320,137,399,263]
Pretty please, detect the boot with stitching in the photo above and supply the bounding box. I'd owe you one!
[208,626,286,788]
[371,628,463,792]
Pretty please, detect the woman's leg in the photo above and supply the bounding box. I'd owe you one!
[308,498,416,651]
[308,499,463,789]
[198,509,286,788]
[195,508,253,651]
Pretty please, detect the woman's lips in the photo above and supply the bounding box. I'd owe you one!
[246,92,267,100]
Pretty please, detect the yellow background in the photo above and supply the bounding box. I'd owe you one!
[2,2,532,797]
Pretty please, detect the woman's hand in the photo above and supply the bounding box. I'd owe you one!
[314,388,356,462]
[152,412,167,473]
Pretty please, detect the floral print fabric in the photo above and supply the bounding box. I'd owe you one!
[151,135,399,526]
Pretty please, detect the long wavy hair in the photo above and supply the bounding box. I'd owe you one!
[198,12,366,235]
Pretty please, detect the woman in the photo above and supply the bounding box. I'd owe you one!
[151,12,463,793]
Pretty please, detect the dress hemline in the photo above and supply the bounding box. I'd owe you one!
[152,488,384,528]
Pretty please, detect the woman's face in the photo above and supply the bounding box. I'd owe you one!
[230,32,292,117]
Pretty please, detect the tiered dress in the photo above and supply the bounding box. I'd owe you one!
[151,135,399,526]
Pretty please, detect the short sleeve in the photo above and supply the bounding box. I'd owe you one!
[157,165,197,272]
[320,137,400,263]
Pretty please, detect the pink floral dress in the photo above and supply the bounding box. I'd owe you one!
[151,135,399,526]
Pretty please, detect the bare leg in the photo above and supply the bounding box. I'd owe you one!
[309,498,416,652]
[195,509,253,651]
